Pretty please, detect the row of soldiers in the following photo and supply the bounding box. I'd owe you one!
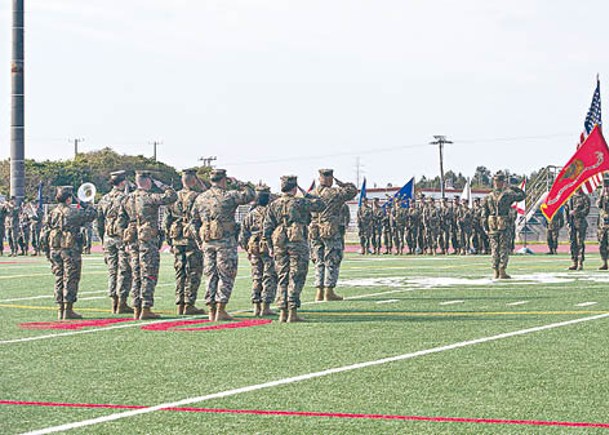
[41,168,357,323]
[0,198,44,257]
[357,195,518,256]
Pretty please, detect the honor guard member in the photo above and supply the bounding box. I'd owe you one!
[192,169,255,321]
[309,169,358,301]
[356,198,373,254]
[6,197,19,256]
[127,170,177,319]
[0,200,7,256]
[545,207,565,255]
[263,176,324,322]
[240,184,278,316]
[565,188,591,270]
[165,168,207,315]
[96,170,133,314]
[41,186,97,319]
[482,171,525,279]
[597,180,609,269]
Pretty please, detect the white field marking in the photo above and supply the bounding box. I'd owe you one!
[77,297,107,301]
[439,300,464,306]
[375,299,399,304]
[576,302,598,307]
[507,301,529,306]
[23,313,609,435]
[0,290,106,303]
[0,271,107,280]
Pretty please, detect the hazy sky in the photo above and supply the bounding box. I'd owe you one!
[1,0,607,190]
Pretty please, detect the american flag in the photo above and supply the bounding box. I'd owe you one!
[579,77,603,194]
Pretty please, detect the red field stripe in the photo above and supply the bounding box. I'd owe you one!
[1,400,608,429]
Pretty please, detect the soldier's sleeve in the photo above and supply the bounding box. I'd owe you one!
[190,197,203,233]
[95,201,106,241]
[164,205,174,235]
[230,185,256,206]
[158,188,178,205]
[306,195,325,213]
[262,205,277,244]
[239,214,251,250]
[338,182,358,202]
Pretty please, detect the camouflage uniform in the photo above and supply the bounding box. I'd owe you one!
[192,170,255,318]
[264,176,324,321]
[0,203,7,256]
[30,206,43,256]
[406,199,422,254]
[165,174,205,314]
[597,189,609,268]
[422,199,440,255]
[565,190,590,270]
[6,201,19,256]
[310,169,357,299]
[239,185,278,312]
[482,173,526,278]
[371,200,384,254]
[392,202,408,255]
[18,207,31,255]
[96,174,133,312]
[471,199,489,254]
[42,187,97,319]
[356,200,373,254]
[81,222,93,254]
[381,204,393,254]
[546,208,564,255]
[456,201,473,255]
[438,200,453,255]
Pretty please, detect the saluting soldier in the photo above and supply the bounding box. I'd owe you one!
[263,176,324,322]
[565,188,591,270]
[356,198,373,255]
[41,186,97,319]
[96,170,133,314]
[309,169,357,301]
[192,169,255,321]
[482,171,525,279]
[239,184,278,316]
[164,169,207,316]
[597,181,609,269]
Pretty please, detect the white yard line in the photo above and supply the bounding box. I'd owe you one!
[576,302,598,307]
[0,290,106,303]
[77,297,107,301]
[22,313,609,435]
[375,299,399,304]
[439,300,464,306]
[507,301,529,306]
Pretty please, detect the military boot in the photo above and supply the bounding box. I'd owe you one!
[568,261,578,271]
[139,307,161,320]
[278,308,288,323]
[183,304,206,315]
[177,303,185,315]
[498,268,511,279]
[208,304,217,321]
[133,306,141,320]
[261,302,276,316]
[599,260,608,271]
[111,295,119,314]
[63,303,83,320]
[214,303,234,321]
[315,287,324,302]
[577,261,584,271]
[324,287,344,301]
[253,302,262,317]
[493,268,499,279]
[287,308,305,323]
[117,298,134,314]
[57,304,64,320]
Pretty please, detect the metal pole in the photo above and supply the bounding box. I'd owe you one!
[430,135,452,200]
[10,0,25,205]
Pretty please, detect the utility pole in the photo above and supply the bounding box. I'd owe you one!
[10,0,25,205]
[355,156,364,187]
[198,156,217,167]
[150,140,162,161]
[429,135,453,199]
[72,138,84,158]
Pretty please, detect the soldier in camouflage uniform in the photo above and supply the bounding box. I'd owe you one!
[41,186,97,319]
[392,199,408,255]
[371,198,383,254]
[123,171,177,319]
[310,169,357,301]
[545,207,564,255]
[30,202,43,256]
[597,182,609,269]
[18,204,31,255]
[457,199,473,255]
[471,197,489,254]
[5,197,20,257]
[422,197,440,255]
[381,201,393,254]
[81,222,93,255]
[0,201,7,256]
[406,198,421,254]
[356,198,373,255]
[438,198,452,255]
[240,184,278,316]
[96,170,133,314]
[565,188,591,270]
[482,172,526,279]
[264,176,324,322]
[192,169,255,321]
[164,169,207,316]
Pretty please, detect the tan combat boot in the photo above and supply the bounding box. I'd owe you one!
[57,304,64,320]
[287,308,305,323]
[177,303,185,315]
[214,303,234,321]
[253,302,262,317]
[600,260,608,271]
[183,304,206,315]
[117,298,134,314]
[139,307,161,320]
[493,269,500,279]
[261,302,276,316]
[498,268,511,279]
[111,295,119,314]
[568,260,578,271]
[315,287,324,302]
[208,304,217,321]
[63,303,83,320]
[133,306,141,320]
[324,287,344,301]
[577,261,584,271]
[278,308,288,323]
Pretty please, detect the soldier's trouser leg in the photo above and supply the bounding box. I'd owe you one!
[274,250,290,309]
[174,246,188,305]
[311,239,325,288]
[104,239,120,298]
[576,227,587,263]
[129,244,142,307]
[0,228,4,254]
[489,232,503,270]
[138,240,160,308]
[321,235,344,288]
[7,229,15,254]
[50,250,65,305]
[185,248,203,306]
[117,244,132,300]
[62,248,82,304]
[204,243,238,304]
[261,253,278,304]
[249,253,264,303]
[288,243,310,310]
[599,228,609,261]
[203,245,219,304]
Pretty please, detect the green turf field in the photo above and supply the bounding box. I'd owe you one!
[2,252,609,434]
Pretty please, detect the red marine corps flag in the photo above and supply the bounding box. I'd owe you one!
[541,125,609,221]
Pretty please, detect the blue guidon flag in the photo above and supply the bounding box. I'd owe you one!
[358,177,367,208]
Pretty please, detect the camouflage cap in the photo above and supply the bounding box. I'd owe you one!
[211,168,227,179]
[109,170,127,183]
[493,171,506,181]
[135,170,152,179]
[255,184,271,192]
[280,175,298,192]
[319,168,334,177]
[181,168,198,176]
